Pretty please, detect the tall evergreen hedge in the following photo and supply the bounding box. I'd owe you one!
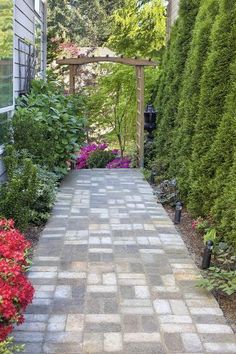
[210,62,236,244]
[153,0,200,177]
[213,148,236,248]
[188,0,236,215]
[152,0,236,249]
[171,0,219,196]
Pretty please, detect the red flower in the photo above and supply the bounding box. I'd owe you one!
[0,219,35,342]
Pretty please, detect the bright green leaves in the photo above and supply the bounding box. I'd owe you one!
[107,0,166,58]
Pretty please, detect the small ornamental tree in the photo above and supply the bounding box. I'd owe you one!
[188,0,236,215]
[171,0,219,196]
[107,0,166,58]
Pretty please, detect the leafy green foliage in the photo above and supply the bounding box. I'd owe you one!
[12,79,85,177]
[86,63,157,155]
[0,147,57,230]
[198,267,236,296]
[107,0,166,57]
[0,147,39,231]
[47,0,125,60]
[203,228,216,244]
[87,150,116,169]
[0,337,24,354]
[30,167,57,225]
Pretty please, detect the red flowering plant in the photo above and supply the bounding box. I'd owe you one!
[0,219,34,342]
[191,216,211,235]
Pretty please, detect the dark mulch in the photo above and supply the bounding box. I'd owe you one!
[24,225,44,248]
[165,205,236,333]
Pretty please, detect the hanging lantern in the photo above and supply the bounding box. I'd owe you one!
[144,104,157,139]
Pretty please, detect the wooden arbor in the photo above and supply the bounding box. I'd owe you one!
[57,56,157,167]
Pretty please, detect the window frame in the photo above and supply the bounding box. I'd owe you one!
[0,0,15,115]
[34,0,40,15]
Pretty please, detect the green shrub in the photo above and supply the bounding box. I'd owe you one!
[87,150,116,168]
[30,166,57,225]
[198,267,236,296]
[0,147,39,231]
[0,147,57,230]
[188,0,236,215]
[12,79,86,177]
[0,337,24,354]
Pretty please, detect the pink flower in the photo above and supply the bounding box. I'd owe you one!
[106,157,131,169]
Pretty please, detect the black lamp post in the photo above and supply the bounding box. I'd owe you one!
[174,201,183,224]
[144,104,157,141]
[202,240,214,269]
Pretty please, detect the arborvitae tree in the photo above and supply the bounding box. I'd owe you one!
[209,62,236,225]
[212,148,236,248]
[169,0,219,196]
[153,0,200,177]
[188,0,236,215]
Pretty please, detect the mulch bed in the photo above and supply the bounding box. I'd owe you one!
[165,205,236,333]
[24,225,44,248]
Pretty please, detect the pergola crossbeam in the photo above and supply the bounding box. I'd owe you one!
[57,56,157,67]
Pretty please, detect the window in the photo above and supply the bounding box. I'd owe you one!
[35,0,40,14]
[0,0,14,111]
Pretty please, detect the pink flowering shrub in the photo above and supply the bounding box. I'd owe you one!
[76,143,131,169]
[76,143,108,169]
[106,157,131,169]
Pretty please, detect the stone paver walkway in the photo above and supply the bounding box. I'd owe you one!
[14,170,236,353]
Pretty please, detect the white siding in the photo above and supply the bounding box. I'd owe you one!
[14,0,47,96]
[167,0,180,39]
[0,0,47,180]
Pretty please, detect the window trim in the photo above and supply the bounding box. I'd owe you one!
[0,0,15,113]
[34,0,40,15]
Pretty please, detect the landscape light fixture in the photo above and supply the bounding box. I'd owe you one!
[202,240,214,269]
[144,104,157,141]
[174,201,183,224]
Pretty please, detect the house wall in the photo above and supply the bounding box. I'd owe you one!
[0,0,47,181]
[14,0,47,95]
[167,0,180,39]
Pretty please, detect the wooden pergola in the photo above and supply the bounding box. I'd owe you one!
[57,56,157,167]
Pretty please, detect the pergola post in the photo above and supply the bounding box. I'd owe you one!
[136,65,145,168]
[69,65,76,94]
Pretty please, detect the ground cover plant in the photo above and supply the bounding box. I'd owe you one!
[0,219,34,345]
